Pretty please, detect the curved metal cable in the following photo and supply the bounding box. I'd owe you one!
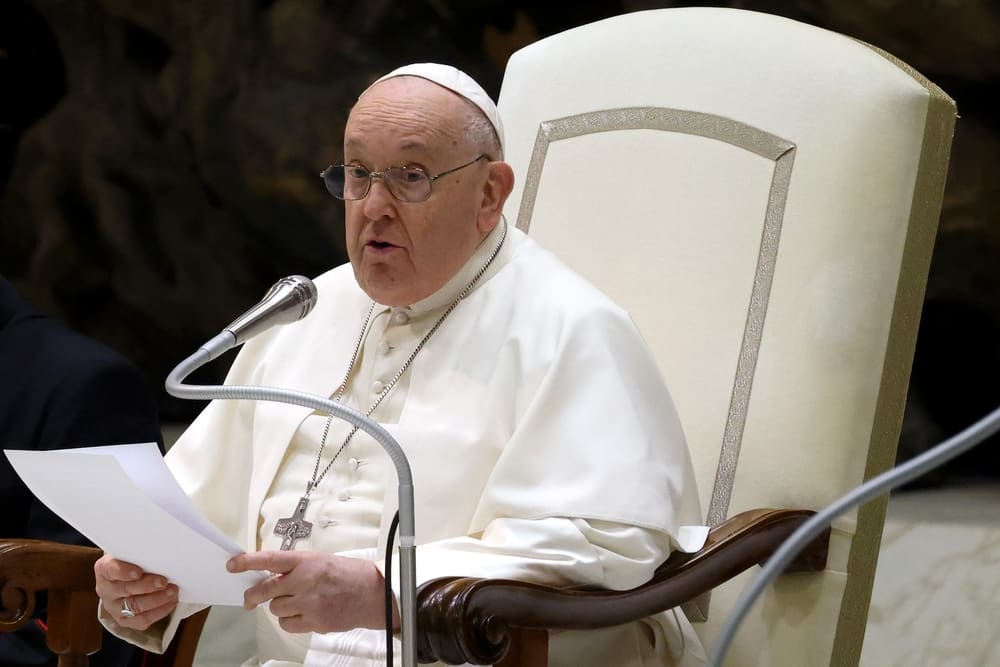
[710,404,1000,665]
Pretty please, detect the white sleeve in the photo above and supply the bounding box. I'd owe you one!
[379,515,673,599]
[98,601,206,654]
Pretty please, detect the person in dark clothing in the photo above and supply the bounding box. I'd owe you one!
[0,275,164,666]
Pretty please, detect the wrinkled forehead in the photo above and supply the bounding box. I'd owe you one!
[346,77,477,152]
[358,63,504,151]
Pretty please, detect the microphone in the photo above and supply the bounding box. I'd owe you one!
[224,275,318,346]
[172,275,318,367]
[164,273,419,667]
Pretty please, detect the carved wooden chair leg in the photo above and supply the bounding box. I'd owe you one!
[144,608,211,667]
[496,627,548,667]
[48,587,102,667]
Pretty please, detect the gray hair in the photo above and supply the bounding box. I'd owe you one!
[460,100,504,161]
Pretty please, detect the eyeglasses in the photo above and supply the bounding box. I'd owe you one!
[320,154,488,203]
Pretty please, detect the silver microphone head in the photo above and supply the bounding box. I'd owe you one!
[224,275,318,345]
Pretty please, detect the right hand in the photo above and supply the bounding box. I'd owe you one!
[95,554,178,630]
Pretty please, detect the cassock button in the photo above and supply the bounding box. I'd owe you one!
[338,491,351,502]
[391,310,410,325]
[349,457,360,470]
[372,380,385,394]
[378,340,392,355]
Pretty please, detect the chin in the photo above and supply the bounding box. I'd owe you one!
[360,279,417,307]
[357,266,437,306]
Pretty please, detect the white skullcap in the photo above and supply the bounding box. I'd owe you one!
[362,63,505,153]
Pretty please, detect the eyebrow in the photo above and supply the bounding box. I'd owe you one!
[344,137,431,152]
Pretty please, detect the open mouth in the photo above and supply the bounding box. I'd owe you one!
[366,240,398,252]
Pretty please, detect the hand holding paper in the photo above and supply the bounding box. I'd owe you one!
[94,553,179,630]
[227,549,397,634]
[4,442,264,606]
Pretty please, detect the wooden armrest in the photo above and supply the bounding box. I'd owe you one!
[0,539,104,662]
[0,539,208,667]
[415,508,830,665]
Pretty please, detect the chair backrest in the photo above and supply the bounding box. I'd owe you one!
[496,7,955,665]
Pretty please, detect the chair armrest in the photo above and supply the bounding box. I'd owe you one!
[0,538,104,660]
[415,508,830,665]
[0,538,209,667]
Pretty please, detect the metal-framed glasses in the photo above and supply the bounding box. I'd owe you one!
[320,154,488,203]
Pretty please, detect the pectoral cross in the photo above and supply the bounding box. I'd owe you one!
[274,496,313,550]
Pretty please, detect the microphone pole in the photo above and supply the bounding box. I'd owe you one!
[708,403,1000,666]
[165,276,418,667]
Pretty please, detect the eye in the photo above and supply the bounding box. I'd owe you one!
[345,165,369,179]
[396,167,427,184]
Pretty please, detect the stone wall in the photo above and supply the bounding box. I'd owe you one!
[1,0,996,479]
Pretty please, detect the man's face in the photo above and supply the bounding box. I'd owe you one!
[342,77,494,306]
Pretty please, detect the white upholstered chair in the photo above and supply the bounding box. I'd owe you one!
[475,6,955,666]
[0,7,956,667]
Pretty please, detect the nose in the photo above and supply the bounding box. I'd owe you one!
[361,175,397,220]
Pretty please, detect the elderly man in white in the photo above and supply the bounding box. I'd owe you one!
[93,63,706,666]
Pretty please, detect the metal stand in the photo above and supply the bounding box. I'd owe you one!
[166,332,418,667]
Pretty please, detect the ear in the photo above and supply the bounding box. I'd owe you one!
[476,161,515,234]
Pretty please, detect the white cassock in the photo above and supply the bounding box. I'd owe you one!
[102,222,708,666]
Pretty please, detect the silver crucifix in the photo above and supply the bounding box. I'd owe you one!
[274,496,313,550]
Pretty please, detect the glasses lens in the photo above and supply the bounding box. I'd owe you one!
[343,165,373,200]
[322,166,346,200]
[384,167,431,203]
[322,165,374,200]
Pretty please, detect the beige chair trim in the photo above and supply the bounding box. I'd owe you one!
[830,43,958,667]
[514,107,796,621]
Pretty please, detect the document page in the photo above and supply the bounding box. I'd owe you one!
[5,442,263,606]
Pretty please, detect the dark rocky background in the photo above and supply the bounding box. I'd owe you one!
[1,0,997,484]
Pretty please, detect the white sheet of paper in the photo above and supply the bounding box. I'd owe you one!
[4,442,263,606]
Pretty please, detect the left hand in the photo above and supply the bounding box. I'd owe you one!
[227,551,399,634]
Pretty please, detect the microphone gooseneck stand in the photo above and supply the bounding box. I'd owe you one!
[166,330,418,667]
[709,403,1000,666]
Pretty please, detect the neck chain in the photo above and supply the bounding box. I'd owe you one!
[274,220,508,550]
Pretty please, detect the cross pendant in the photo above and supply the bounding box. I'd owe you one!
[274,496,313,550]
